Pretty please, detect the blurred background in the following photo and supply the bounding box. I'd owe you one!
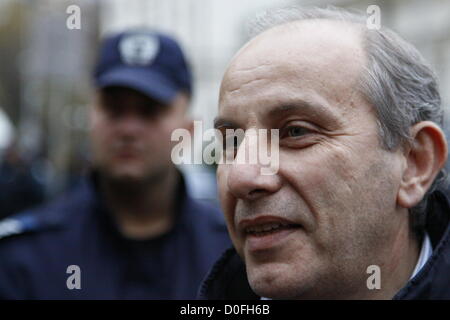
[0,0,449,217]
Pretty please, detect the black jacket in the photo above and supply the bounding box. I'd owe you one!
[198,190,450,300]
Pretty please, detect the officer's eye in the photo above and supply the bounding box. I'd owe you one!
[102,103,124,118]
[139,104,165,119]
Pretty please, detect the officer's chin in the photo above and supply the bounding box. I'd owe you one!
[103,164,149,184]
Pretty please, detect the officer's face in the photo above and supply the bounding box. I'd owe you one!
[90,86,189,183]
[216,21,408,299]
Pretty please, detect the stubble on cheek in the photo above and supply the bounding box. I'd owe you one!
[217,138,401,298]
[290,141,400,289]
[322,149,400,285]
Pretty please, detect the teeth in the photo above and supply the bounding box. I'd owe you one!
[245,222,289,234]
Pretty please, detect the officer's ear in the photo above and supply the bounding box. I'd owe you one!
[186,119,194,135]
[87,91,102,129]
[170,92,193,129]
[397,121,448,208]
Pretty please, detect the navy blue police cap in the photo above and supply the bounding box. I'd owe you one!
[93,30,192,104]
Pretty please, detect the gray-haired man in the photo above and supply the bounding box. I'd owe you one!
[199,6,450,299]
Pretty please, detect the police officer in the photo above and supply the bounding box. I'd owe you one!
[0,30,231,299]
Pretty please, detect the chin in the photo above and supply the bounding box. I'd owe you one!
[251,277,313,300]
[106,166,147,183]
[251,279,301,299]
[114,174,143,183]
[109,164,169,184]
[246,261,314,299]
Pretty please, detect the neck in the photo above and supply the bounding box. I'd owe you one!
[100,168,179,240]
[357,214,420,300]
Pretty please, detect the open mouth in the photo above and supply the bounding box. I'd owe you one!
[241,219,302,252]
[244,222,302,237]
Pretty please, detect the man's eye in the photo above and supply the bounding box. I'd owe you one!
[223,136,239,151]
[285,126,311,137]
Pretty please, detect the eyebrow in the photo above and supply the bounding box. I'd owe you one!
[266,99,336,120]
[214,98,339,130]
[268,103,313,119]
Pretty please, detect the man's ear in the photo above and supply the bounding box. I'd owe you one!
[397,121,448,208]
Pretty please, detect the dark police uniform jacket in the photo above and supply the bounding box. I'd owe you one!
[0,172,231,299]
[198,190,450,300]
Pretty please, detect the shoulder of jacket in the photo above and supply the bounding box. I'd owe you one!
[0,188,87,241]
[0,210,48,240]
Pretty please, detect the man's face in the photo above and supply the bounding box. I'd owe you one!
[90,86,189,183]
[216,21,407,299]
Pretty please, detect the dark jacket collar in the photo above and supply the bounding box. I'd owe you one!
[199,190,450,300]
[198,246,258,300]
[393,190,450,299]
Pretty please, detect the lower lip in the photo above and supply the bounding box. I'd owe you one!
[245,227,299,252]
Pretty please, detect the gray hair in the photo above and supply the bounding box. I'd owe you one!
[247,6,446,234]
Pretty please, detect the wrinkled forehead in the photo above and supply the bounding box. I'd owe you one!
[219,20,366,122]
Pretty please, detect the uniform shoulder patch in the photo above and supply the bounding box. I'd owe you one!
[0,212,42,240]
[0,218,24,239]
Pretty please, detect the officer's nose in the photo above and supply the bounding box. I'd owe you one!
[227,131,282,201]
[115,112,146,136]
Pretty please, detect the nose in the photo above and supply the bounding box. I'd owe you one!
[227,133,282,201]
[115,113,146,136]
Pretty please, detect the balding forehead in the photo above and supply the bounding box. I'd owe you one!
[232,19,364,71]
[220,19,366,105]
